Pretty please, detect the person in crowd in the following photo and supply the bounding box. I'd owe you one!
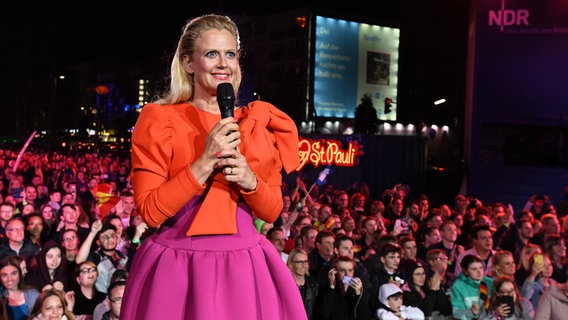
[354,217,377,262]
[28,288,76,320]
[0,202,16,237]
[532,213,561,248]
[60,229,81,276]
[317,235,372,291]
[283,214,312,253]
[72,260,107,317]
[416,224,441,262]
[520,252,556,309]
[514,243,542,287]
[313,204,336,232]
[108,191,136,228]
[428,220,464,275]
[0,257,40,320]
[450,254,494,320]
[24,213,48,251]
[315,255,371,320]
[120,14,305,320]
[308,230,335,279]
[534,281,568,320]
[454,224,496,277]
[76,222,127,293]
[500,219,534,265]
[424,249,454,319]
[489,250,516,280]
[92,269,128,320]
[398,235,427,276]
[39,203,59,239]
[376,282,424,320]
[101,280,126,320]
[349,192,366,217]
[53,203,90,243]
[300,225,319,256]
[102,214,129,258]
[267,227,289,264]
[400,260,428,315]
[287,248,319,320]
[480,275,534,320]
[542,233,568,283]
[26,241,73,292]
[46,189,62,217]
[0,216,40,261]
[365,243,404,291]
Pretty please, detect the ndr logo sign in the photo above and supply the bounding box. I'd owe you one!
[488,1,530,32]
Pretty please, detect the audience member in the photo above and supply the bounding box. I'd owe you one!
[308,230,335,279]
[534,281,568,320]
[520,252,556,310]
[267,227,289,264]
[0,216,39,261]
[315,255,371,320]
[427,220,464,275]
[28,288,76,320]
[542,233,568,283]
[424,249,454,319]
[376,282,424,320]
[514,243,542,287]
[450,254,494,320]
[480,275,534,319]
[26,241,73,292]
[0,256,40,320]
[72,260,107,317]
[102,280,126,320]
[454,224,495,277]
[287,248,319,320]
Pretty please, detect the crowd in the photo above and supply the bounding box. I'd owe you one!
[1,147,568,319]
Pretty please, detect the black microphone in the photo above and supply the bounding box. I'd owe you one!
[217,82,235,119]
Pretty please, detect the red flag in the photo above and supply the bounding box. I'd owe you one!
[96,183,120,219]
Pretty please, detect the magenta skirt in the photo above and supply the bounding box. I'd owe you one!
[120,196,307,320]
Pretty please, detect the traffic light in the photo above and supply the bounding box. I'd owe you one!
[384,97,393,114]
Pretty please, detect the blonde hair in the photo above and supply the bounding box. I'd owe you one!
[287,248,310,276]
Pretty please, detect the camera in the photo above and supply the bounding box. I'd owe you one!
[342,276,353,284]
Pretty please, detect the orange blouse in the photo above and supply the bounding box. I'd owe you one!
[131,100,300,235]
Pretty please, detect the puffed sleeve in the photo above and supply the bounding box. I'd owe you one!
[237,101,300,223]
[131,104,205,227]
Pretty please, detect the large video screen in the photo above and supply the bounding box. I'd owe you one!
[312,15,400,120]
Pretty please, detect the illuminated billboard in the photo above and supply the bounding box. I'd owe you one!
[312,15,400,120]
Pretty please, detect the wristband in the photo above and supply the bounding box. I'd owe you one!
[132,238,140,244]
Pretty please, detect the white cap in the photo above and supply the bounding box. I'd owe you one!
[378,283,403,306]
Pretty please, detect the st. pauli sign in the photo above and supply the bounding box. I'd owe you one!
[297,137,361,171]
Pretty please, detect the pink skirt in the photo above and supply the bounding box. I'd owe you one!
[121,196,307,320]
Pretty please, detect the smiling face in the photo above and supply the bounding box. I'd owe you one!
[185,29,241,100]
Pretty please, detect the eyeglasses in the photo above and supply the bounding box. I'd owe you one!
[435,256,449,261]
[292,260,309,265]
[80,267,97,275]
[62,236,78,242]
[6,227,24,232]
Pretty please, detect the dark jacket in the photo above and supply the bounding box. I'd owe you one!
[0,238,40,261]
[314,284,371,320]
[301,275,320,320]
[26,241,73,292]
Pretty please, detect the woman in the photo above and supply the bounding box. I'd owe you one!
[543,234,568,283]
[72,260,106,317]
[39,203,58,239]
[520,252,556,309]
[121,14,305,320]
[26,241,73,292]
[515,243,542,287]
[287,248,319,320]
[28,289,76,320]
[480,276,534,320]
[450,254,494,320]
[490,250,516,279]
[400,260,427,314]
[0,257,39,320]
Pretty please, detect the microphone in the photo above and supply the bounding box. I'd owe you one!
[217,82,235,119]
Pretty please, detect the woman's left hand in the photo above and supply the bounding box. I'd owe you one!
[216,147,257,191]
